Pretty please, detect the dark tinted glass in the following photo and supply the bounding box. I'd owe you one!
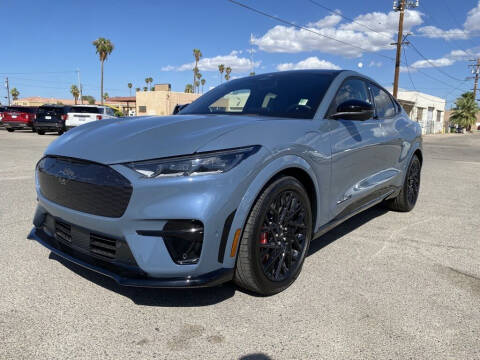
[8,106,37,113]
[331,78,371,112]
[38,106,67,115]
[179,72,338,119]
[70,106,100,114]
[371,85,396,118]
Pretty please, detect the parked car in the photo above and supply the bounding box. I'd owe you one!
[65,105,116,130]
[0,106,7,127]
[29,70,423,295]
[34,105,71,135]
[3,106,38,132]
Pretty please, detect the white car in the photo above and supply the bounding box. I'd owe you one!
[65,105,116,130]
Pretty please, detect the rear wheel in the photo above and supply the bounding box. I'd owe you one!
[37,130,45,135]
[7,128,14,132]
[385,155,421,212]
[234,176,312,295]
[58,130,64,135]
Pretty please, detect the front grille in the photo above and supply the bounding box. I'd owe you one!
[90,233,117,259]
[37,156,132,218]
[55,220,72,243]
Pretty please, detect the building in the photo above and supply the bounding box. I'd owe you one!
[105,96,136,116]
[13,96,81,106]
[395,90,446,135]
[135,84,201,116]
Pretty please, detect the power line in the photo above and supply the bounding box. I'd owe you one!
[306,0,393,41]
[0,71,76,75]
[408,41,464,82]
[226,0,396,62]
[403,47,417,90]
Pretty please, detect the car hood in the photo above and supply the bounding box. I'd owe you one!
[45,115,261,164]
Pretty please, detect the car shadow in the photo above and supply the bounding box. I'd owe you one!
[47,205,388,305]
[308,204,388,256]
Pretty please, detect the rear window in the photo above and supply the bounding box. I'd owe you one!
[8,106,37,113]
[38,107,66,115]
[69,106,100,114]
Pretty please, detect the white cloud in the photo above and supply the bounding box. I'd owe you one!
[368,61,383,67]
[162,51,260,73]
[418,1,480,39]
[252,10,423,57]
[400,48,477,72]
[277,56,340,71]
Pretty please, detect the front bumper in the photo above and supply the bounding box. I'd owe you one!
[28,226,233,288]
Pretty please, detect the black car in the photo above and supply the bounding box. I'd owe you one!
[34,105,71,135]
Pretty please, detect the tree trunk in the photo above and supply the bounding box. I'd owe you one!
[101,59,104,105]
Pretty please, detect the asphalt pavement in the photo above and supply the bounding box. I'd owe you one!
[0,129,479,359]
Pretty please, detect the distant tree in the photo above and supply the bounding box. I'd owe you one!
[184,84,193,93]
[218,64,225,84]
[103,92,109,101]
[193,49,202,93]
[127,82,133,96]
[92,37,114,105]
[196,72,202,94]
[449,92,479,132]
[56,101,64,105]
[143,86,148,91]
[70,85,80,104]
[225,67,232,81]
[82,95,96,105]
[250,72,256,76]
[10,88,20,100]
[194,80,200,91]
[201,78,206,93]
[135,87,140,92]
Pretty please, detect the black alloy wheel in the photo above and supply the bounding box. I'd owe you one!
[385,154,421,212]
[234,176,312,295]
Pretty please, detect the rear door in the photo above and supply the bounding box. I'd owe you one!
[328,78,386,218]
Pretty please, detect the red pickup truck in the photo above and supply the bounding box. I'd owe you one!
[3,106,38,132]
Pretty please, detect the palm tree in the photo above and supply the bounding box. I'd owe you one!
[148,77,154,90]
[218,64,225,84]
[145,77,149,90]
[70,85,80,104]
[103,92,109,101]
[92,37,114,105]
[195,80,200,92]
[196,72,202,94]
[128,83,133,96]
[10,88,19,101]
[449,92,479,132]
[193,49,202,93]
[225,67,232,81]
[135,87,140,92]
[143,86,148,91]
[184,84,193,93]
[201,78,206,93]
[250,72,256,76]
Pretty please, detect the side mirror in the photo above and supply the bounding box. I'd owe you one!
[329,100,374,121]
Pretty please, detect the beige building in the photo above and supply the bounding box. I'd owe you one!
[136,84,201,116]
[13,96,80,106]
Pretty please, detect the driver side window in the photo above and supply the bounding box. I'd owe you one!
[330,78,371,115]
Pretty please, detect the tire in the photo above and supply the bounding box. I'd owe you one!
[32,127,36,133]
[7,128,14,132]
[37,130,45,135]
[385,155,421,212]
[234,176,313,295]
[58,130,64,135]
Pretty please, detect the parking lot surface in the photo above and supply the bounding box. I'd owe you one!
[0,130,479,359]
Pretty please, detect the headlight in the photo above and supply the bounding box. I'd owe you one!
[125,146,260,178]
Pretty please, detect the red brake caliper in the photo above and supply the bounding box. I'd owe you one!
[260,232,268,245]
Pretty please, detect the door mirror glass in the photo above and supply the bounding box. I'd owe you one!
[330,100,374,121]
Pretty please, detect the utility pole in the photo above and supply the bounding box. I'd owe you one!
[5,77,11,106]
[468,59,480,102]
[392,0,419,99]
[76,69,83,105]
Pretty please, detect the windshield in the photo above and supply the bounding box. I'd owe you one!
[179,71,338,119]
[69,106,100,114]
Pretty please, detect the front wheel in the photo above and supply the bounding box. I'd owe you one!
[234,176,312,295]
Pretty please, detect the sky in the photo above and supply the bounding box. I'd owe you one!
[1,0,480,108]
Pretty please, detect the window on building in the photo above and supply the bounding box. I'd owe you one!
[416,107,424,122]
[139,106,147,113]
[436,110,442,122]
[427,107,434,122]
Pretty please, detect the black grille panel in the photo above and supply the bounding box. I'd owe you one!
[37,156,132,218]
[55,220,72,243]
[90,233,117,259]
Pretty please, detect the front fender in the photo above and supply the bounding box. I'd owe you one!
[221,155,320,268]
